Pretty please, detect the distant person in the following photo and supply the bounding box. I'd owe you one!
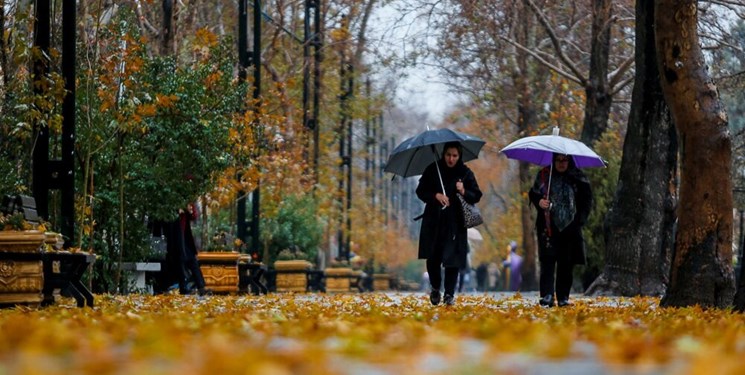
[416,142,482,306]
[529,153,592,307]
[165,203,212,296]
[475,263,488,291]
[502,241,523,292]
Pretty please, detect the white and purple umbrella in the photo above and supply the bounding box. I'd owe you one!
[500,127,606,168]
[501,127,605,199]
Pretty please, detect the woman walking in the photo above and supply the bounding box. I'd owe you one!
[529,153,592,307]
[416,142,482,306]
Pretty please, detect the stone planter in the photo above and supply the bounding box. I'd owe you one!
[0,230,45,253]
[373,273,391,291]
[274,260,312,292]
[197,252,241,293]
[324,267,352,293]
[0,230,45,306]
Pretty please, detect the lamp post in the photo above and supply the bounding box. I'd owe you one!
[32,0,76,246]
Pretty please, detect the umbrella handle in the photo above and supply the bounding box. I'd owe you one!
[544,163,553,236]
[431,145,447,194]
[432,145,447,210]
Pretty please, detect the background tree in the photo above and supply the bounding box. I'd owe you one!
[586,0,677,297]
[656,0,735,308]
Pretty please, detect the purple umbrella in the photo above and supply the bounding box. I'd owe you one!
[500,127,605,214]
[500,127,606,168]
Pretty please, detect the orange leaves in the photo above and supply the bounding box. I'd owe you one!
[155,94,179,109]
[1,294,745,373]
[194,28,219,49]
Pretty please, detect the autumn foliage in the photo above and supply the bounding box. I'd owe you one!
[1,294,744,374]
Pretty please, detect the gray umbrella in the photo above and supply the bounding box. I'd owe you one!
[383,128,486,178]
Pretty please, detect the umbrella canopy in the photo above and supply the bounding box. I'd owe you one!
[384,128,486,177]
[500,127,605,168]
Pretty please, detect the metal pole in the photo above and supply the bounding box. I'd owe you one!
[32,0,50,220]
[250,0,262,256]
[337,37,347,261]
[312,0,322,185]
[345,64,354,261]
[236,0,248,243]
[61,0,76,243]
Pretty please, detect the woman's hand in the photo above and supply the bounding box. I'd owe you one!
[456,180,465,195]
[539,198,551,210]
[435,193,450,207]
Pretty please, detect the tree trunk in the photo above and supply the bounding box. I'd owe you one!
[586,0,677,297]
[580,0,613,146]
[162,0,174,56]
[514,2,540,291]
[656,0,735,308]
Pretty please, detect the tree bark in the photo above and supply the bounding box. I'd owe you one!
[586,0,677,297]
[162,0,174,56]
[514,2,540,291]
[656,0,735,308]
[580,0,613,146]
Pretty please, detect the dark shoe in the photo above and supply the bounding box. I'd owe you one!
[539,295,555,307]
[443,294,455,306]
[557,298,572,307]
[198,288,213,296]
[430,290,441,306]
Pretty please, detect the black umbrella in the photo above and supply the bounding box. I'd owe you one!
[384,128,486,195]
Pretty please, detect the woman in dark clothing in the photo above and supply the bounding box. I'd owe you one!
[166,203,211,295]
[416,142,482,306]
[529,153,592,307]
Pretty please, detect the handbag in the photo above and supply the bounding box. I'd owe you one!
[457,193,483,228]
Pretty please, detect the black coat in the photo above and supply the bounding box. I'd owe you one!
[529,163,592,265]
[416,159,482,268]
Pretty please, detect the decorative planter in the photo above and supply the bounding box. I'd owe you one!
[0,259,44,305]
[324,267,353,293]
[197,252,241,293]
[0,230,45,253]
[0,230,45,306]
[373,273,391,291]
[274,260,312,292]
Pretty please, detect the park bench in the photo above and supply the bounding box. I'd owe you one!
[121,262,162,294]
[0,194,95,308]
[238,254,268,295]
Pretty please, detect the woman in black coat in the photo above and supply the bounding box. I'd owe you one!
[416,142,482,306]
[529,153,592,307]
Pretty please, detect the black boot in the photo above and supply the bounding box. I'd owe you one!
[443,294,455,306]
[539,295,555,307]
[430,290,441,306]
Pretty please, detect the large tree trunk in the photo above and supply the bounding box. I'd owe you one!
[656,0,734,308]
[580,0,613,146]
[586,0,677,297]
[514,2,540,291]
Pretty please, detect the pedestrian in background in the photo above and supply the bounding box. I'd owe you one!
[502,240,523,292]
[166,203,212,296]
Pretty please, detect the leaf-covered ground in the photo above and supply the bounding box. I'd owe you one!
[1,292,744,374]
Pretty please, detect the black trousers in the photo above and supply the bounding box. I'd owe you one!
[427,250,459,295]
[179,257,206,293]
[539,251,574,301]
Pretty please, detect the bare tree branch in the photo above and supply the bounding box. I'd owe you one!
[523,0,587,86]
[499,35,583,85]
